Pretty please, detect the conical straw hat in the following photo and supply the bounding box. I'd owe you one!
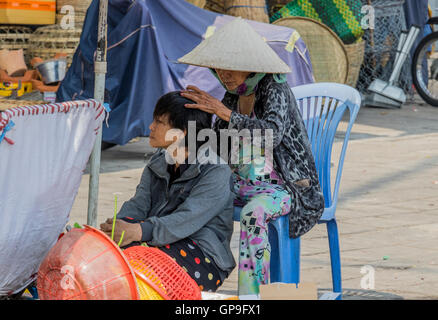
[178,17,291,74]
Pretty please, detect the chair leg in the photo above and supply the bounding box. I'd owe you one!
[268,217,300,284]
[269,225,281,282]
[326,219,342,298]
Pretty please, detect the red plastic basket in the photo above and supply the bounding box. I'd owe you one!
[37,225,139,300]
[123,246,202,300]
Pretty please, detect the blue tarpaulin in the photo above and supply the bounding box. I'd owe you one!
[57,0,314,145]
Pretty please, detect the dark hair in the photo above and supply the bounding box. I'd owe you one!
[153,91,213,149]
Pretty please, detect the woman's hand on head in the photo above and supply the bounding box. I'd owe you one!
[100,218,142,247]
[180,85,232,122]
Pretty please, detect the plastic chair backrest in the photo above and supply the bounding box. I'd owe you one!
[291,83,361,220]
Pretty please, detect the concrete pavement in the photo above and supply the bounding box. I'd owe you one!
[68,94,438,299]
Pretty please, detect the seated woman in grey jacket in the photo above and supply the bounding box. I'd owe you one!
[100,91,236,292]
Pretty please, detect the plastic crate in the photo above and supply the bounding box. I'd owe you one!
[0,0,55,25]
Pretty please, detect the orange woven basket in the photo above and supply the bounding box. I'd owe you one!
[123,246,202,300]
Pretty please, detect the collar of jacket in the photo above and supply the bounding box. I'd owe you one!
[147,147,220,183]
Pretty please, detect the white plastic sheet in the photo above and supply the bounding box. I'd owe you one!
[0,100,105,295]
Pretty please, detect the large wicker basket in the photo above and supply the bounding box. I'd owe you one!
[273,16,349,84]
[344,39,365,88]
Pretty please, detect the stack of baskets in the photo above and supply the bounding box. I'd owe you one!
[27,25,82,68]
[0,2,89,75]
[37,226,203,300]
[0,26,33,65]
[37,226,141,300]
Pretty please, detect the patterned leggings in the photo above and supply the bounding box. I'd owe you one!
[233,175,292,296]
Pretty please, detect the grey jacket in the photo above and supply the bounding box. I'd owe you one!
[116,149,236,277]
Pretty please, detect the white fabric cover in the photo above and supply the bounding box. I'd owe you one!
[0,100,105,295]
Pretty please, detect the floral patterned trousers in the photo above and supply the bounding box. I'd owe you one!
[233,174,292,296]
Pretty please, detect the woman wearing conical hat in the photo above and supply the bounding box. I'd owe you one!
[179,18,324,298]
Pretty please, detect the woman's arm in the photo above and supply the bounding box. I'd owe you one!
[100,166,153,246]
[212,93,237,132]
[181,86,233,122]
[213,115,229,132]
[181,83,291,148]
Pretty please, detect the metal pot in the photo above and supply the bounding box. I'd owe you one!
[35,58,67,85]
